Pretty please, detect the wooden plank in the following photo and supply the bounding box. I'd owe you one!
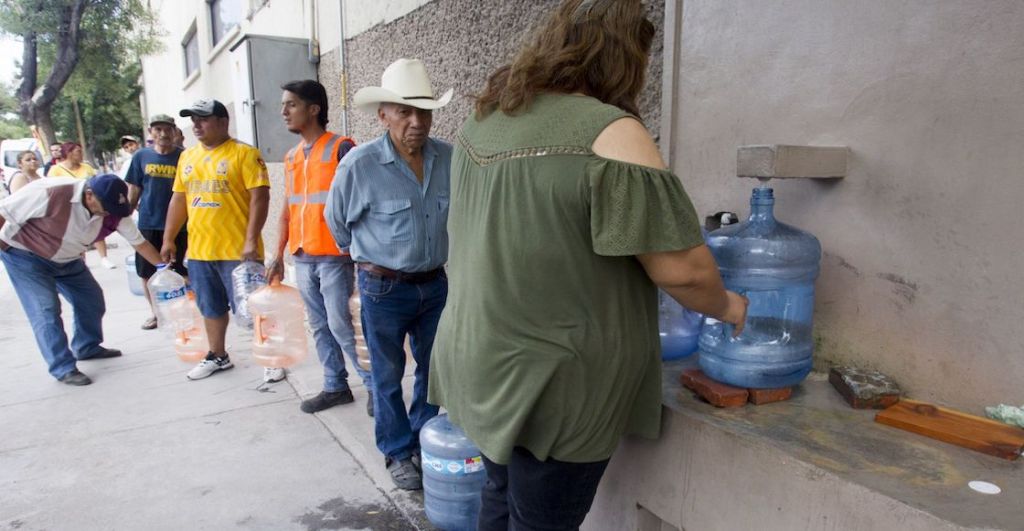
[875,399,1024,461]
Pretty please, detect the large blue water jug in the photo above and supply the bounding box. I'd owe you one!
[420,414,486,531]
[698,186,821,388]
[659,290,702,360]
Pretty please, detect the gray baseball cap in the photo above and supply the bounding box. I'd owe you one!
[179,99,229,118]
[149,114,175,127]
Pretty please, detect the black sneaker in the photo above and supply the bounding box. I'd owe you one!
[59,370,92,386]
[366,389,375,417]
[81,347,122,360]
[300,389,354,413]
[386,457,422,490]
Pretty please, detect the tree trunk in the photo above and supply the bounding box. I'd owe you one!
[15,0,88,146]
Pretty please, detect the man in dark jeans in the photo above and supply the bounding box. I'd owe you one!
[325,58,453,491]
[126,114,188,329]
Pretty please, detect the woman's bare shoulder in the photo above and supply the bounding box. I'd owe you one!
[591,117,667,170]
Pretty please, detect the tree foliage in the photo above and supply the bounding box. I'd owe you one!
[0,0,161,158]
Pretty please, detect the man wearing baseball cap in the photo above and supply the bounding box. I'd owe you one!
[0,174,164,385]
[161,98,273,382]
[117,134,142,180]
[126,114,189,330]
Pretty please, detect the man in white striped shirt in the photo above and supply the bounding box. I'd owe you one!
[0,174,163,385]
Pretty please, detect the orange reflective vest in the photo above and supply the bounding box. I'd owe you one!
[284,133,355,257]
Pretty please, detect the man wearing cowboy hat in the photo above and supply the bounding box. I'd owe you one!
[325,58,453,490]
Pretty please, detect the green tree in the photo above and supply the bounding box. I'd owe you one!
[0,0,160,152]
[0,81,31,139]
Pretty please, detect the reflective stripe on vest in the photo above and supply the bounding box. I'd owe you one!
[285,133,356,256]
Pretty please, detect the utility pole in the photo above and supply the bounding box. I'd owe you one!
[71,97,93,166]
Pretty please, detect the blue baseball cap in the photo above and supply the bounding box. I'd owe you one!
[86,174,132,218]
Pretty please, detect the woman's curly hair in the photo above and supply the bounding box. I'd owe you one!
[475,0,655,118]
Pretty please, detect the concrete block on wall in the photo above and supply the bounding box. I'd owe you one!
[737,145,848,179]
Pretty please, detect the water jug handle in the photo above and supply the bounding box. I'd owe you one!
[254,314,267,345]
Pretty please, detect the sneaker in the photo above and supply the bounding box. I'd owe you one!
[187,352,233,380]
[100,257,117,269]
[81,347,122,360]
[141,316,158,330]
[59,369,92,386]
[411,449,421,472]
[366,389,374,417]
[386,457,422,490]
[263,367,286,383]
[300,389,354,413]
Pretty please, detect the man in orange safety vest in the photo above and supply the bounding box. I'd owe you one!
[267,80,372,415]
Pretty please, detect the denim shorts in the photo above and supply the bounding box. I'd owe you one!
[188,260,240,318]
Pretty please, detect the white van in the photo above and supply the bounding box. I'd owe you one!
[1,137,44,193]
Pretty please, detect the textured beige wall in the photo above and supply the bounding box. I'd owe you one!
[672,0,1024,411]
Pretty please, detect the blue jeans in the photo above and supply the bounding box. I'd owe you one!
[294,259,372,392]
[1,248,107,379]
[358,269,447,461]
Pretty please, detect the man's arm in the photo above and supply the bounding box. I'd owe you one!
[160,192,187,263]
[127,184,142,211]
[267,205,290,282]
[133,240,163,266]
[242,186,270,262]
[324,160,355,252]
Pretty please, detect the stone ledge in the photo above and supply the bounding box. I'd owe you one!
[584,358,1023,531]
[737,144,848,179]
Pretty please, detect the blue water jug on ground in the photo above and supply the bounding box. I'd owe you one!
[698,186,821,388]
[659,290,702,360]
[420,414,486,531]
[125,255,144,296]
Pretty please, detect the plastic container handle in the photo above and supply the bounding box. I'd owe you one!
[254,314,267,345]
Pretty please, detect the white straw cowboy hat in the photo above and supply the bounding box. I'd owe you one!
[353,58,454,114]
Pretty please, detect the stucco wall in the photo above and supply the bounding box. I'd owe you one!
[672,0,1024,410]
[328,0,665,145]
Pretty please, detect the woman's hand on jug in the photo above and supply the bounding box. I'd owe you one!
[722,290,749,337]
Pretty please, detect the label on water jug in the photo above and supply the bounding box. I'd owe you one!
[155,287,186,301]
[421,452,484,475]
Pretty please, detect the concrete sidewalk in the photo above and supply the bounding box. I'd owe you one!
[0,238,432,531]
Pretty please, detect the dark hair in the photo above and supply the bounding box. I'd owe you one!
[281,79,329,128]
[60,141,82,158]
[475,0,655,118]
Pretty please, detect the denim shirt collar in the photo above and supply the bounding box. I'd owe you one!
[377,131,438,166]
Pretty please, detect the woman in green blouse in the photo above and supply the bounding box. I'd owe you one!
[429,0,748,528]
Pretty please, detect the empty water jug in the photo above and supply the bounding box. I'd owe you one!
[420,414,486,531]
[248,279,307,368]
[125,255,144,296]
[349,289,372,371]
[698,186,821,388]
[169,291,209,363]
[231,261,267,329]
[659,289,702,360]
[148,265,188,331]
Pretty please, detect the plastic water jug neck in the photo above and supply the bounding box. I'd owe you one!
[749,187,776,223]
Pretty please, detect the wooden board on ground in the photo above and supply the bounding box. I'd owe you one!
[875,399,1024,461]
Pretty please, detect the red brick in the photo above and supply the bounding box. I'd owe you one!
[680,369,749,408]
[748,387,793,405]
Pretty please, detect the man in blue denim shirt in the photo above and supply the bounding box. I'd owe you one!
[325,58,452,491]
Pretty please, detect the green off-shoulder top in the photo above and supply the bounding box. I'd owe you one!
[429,93,704,464]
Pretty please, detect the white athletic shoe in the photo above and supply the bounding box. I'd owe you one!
[101,257,117,269]
[263,367,286,383]
[187,354,234,380]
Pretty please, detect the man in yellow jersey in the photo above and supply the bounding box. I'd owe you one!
[159,99,273,382]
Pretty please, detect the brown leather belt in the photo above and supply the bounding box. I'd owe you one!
[357,263,444,284]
